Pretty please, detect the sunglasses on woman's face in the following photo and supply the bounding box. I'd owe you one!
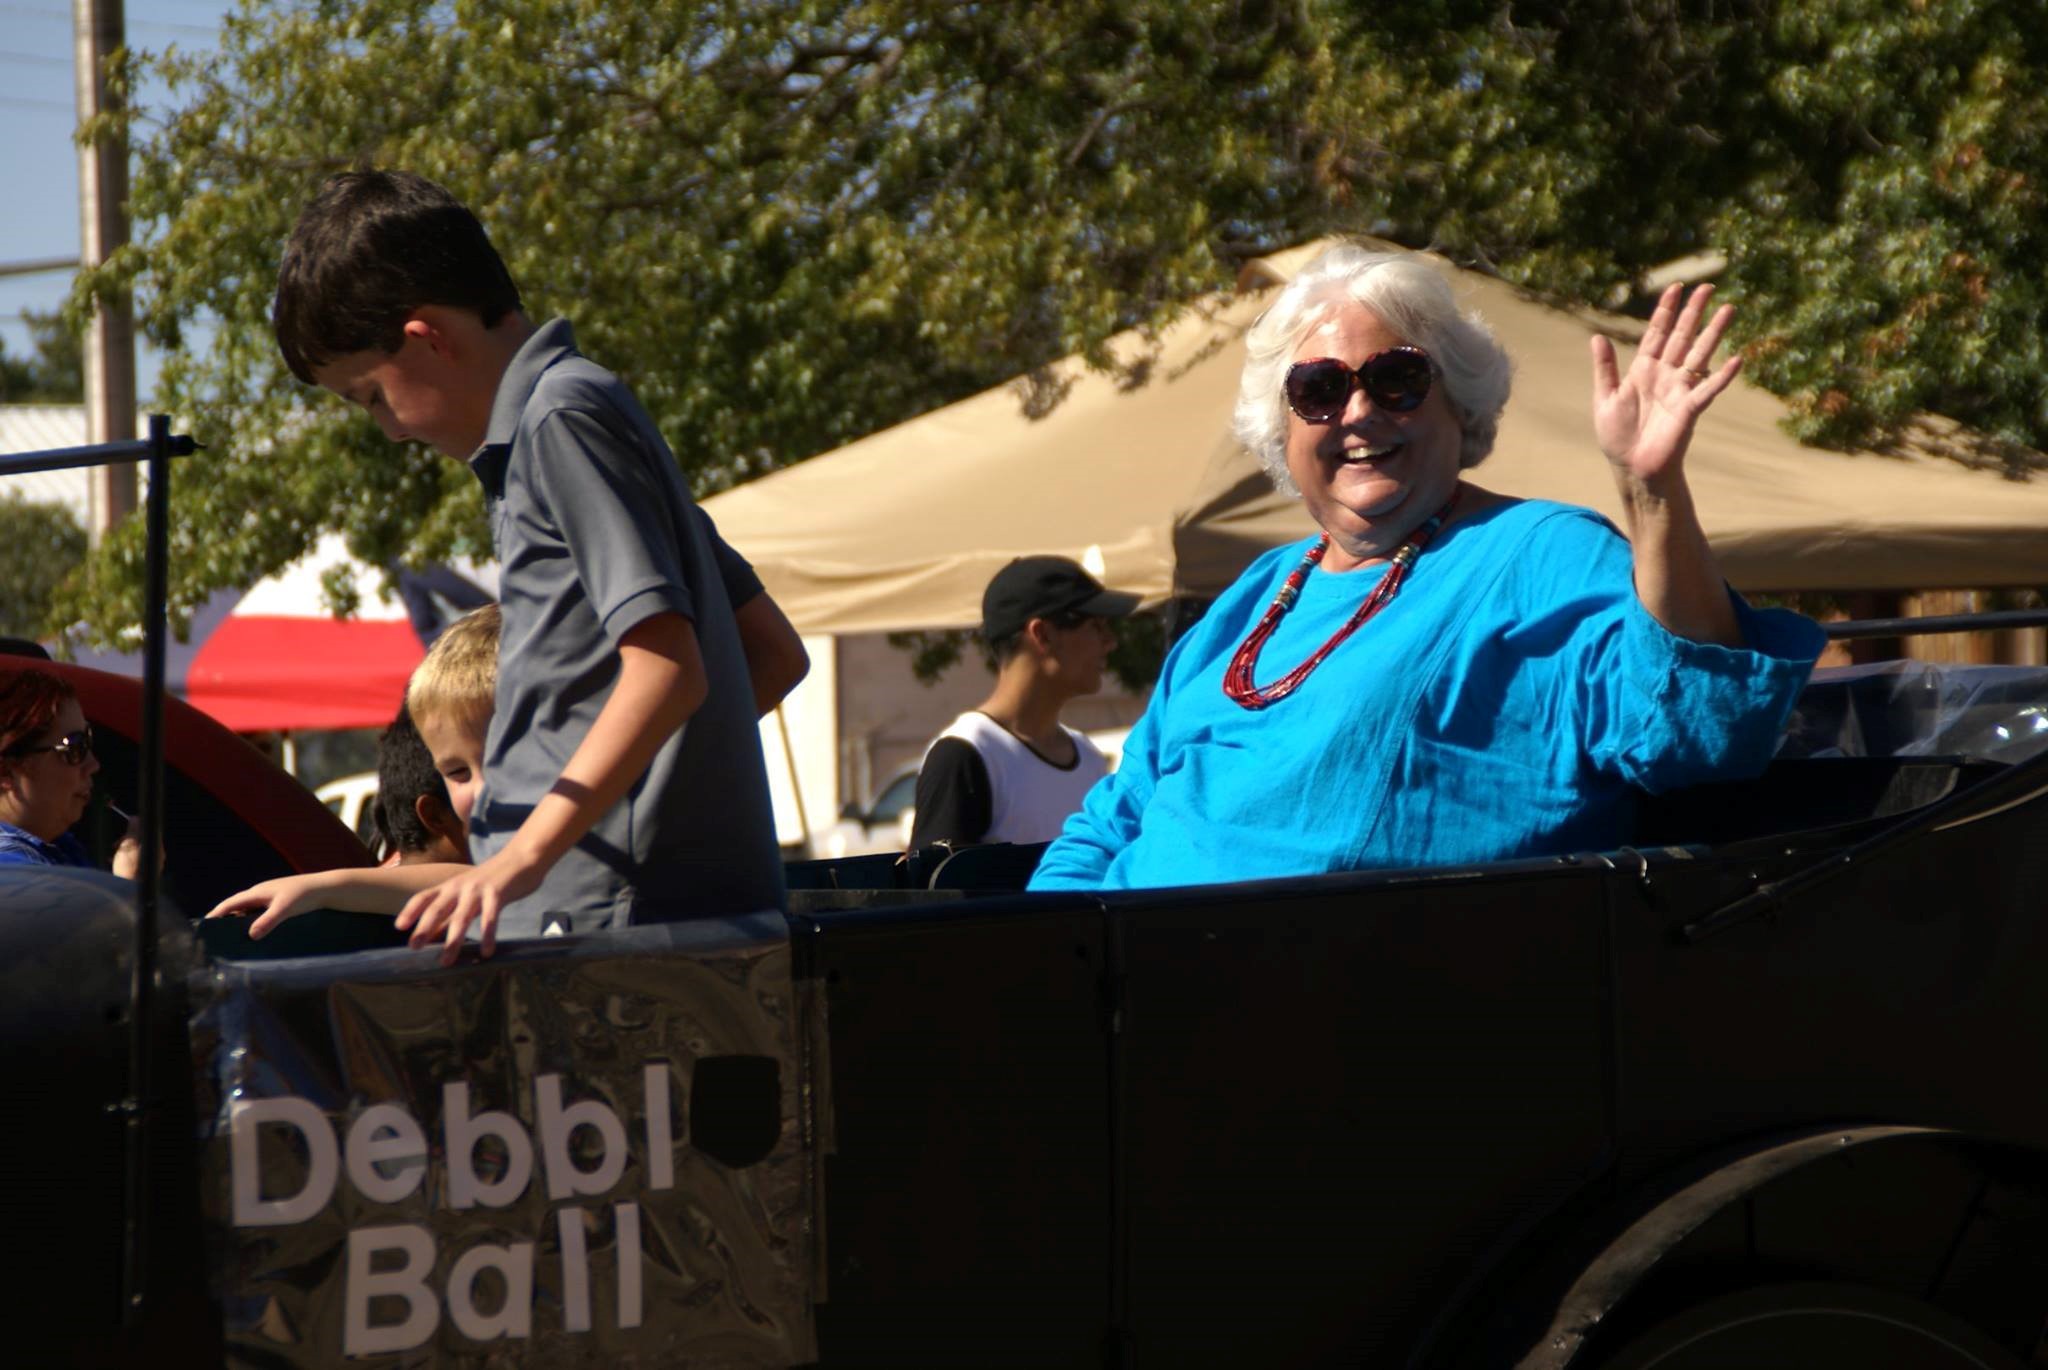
[10,726,94,767]
[1283,347,1434,424]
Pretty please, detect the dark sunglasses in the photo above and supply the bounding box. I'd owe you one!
[1283,347,1434,424]
[9,726,94,767]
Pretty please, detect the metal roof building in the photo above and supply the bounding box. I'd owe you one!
[0,404,94,524]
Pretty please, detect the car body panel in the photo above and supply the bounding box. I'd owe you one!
[10,662,2048,1366]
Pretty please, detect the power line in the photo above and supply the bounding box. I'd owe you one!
[0,4,217,37]
[0,258,78,280]
[0,48,70,68]
[0,94,73,111]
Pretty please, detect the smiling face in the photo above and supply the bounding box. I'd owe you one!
[1282,298,1466,570]
[415,706,488,842]
[0,695,99,842]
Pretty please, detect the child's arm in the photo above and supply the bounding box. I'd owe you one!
[734,589,809,718]
[206,862,469,939]
[397,611,705,963]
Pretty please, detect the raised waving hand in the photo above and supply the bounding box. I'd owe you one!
[1591,282,1741,491]
[1588,281,1745,647]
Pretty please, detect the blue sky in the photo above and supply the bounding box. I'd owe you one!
[0,0,224,399]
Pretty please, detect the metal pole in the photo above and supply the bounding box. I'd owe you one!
[2,425,192,1321]
[0,440,178,475]
[118,414,171,1322]
[1822,608,2048,641]
[73,0,137,541]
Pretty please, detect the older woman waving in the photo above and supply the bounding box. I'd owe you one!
[1030,244,1824,891]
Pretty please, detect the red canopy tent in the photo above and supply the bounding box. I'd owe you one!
[72,534,497,733]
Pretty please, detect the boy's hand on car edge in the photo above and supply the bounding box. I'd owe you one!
[396,845,546,965]
[205,873,331,938]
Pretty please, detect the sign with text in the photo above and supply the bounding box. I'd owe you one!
[192,917,819,1367]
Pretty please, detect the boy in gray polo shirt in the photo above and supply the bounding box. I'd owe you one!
[271,170,794,956]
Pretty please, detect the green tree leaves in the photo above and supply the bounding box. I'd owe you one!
[0,311,85,404]
[0,496,87,640]
[1722,0,2048,456]
[59,0,2048,637]
[69,0,1371,637]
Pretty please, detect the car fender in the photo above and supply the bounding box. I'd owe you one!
[1424,1122,1993,1370]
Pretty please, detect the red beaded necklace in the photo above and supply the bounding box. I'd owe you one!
[1221,488,1462,711]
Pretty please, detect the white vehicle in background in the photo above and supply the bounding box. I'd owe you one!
[810,727,1132,861]
[319,759,922,863]
[320,731,1137,863]
[813,765,920,860]
[315,770,380,847]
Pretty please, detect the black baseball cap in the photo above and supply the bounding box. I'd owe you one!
[982,556,1141,641]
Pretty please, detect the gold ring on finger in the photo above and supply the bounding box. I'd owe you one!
[1684,367,1710,383]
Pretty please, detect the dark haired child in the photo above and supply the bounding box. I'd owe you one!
[371,710,468,866]
[267,169,801,960]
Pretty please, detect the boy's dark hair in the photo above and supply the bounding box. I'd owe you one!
[273,169,524,383]
[371,707,449,858]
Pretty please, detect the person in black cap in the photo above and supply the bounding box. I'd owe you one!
[908,556,1139,849]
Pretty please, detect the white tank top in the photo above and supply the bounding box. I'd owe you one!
[929,711,1109,845]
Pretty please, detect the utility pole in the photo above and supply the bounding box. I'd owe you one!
[74,0,137,542]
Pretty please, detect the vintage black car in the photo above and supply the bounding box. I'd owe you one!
[12,429,2048,1368]
[7,650,2048,1368]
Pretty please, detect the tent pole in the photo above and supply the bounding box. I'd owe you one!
[773,702,812,858]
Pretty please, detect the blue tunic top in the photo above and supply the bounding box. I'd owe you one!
[1030,499,1826,891]
[0,821,92,869]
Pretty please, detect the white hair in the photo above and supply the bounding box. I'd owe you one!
[1232,243,1513,494]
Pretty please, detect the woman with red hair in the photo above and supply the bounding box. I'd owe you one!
[0,668,141,878]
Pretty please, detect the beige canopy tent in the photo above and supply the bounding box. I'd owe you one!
[704,240,2048,634]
